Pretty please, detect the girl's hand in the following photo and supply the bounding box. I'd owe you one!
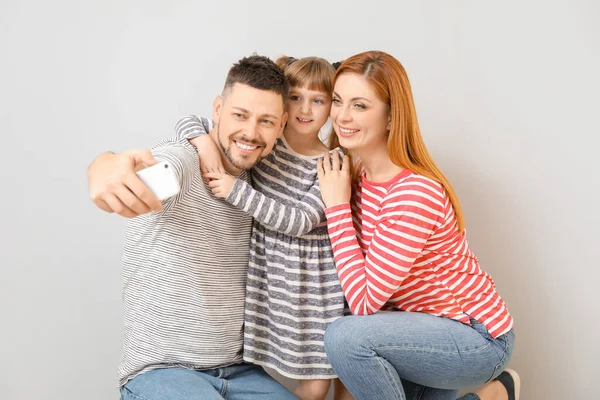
[205,172,236,199]
[317,151,352,208]
[189,135,225,180]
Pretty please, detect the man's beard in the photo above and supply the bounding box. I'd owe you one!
[217,125,266,171]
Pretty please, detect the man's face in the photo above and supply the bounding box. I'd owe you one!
[213,83,287,171]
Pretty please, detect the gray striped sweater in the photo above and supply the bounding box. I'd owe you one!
[119,133,252,386]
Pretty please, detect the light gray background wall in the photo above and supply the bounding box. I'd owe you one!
[1,1,598,399]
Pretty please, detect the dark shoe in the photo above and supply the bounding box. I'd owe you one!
[494,368,520,400]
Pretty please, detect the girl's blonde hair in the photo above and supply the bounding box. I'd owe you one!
[275,56,335,95]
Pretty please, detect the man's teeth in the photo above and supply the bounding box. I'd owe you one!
[340,127,359,134]
[236,142,258,151]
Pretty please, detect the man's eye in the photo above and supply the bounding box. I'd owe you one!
[262,119,273,125]
[332,98,341,105]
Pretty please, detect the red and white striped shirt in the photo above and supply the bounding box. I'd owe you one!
[324,169,513,338]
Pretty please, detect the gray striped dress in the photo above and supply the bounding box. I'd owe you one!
[177,116,345,379]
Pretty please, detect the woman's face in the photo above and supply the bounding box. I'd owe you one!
[330,72,390,151]
[286,86,331,137]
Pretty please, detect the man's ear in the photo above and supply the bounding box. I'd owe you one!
[278,111,288,138]
[212,95,223,124]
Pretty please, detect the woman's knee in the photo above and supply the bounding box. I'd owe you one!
[325,316,362,359]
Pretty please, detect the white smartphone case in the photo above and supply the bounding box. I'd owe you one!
[136,162,180,201]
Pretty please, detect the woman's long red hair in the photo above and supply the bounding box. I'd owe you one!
[329,51,465,231]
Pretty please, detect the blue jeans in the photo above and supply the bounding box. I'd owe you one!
[120,364,299,400]
[324,312,514,400]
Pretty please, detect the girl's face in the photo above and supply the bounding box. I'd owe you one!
[286,86,332,137]
[330,72,390,152]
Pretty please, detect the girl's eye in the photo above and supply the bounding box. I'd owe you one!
[314,99,323,104]
[290,95,301,101]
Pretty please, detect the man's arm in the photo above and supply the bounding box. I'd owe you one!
[87,149,163,218]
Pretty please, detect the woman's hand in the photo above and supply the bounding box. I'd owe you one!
[317,151,352,208]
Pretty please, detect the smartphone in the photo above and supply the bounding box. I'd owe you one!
[136,162,180,201]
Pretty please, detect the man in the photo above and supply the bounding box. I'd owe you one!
[87,55,297,400]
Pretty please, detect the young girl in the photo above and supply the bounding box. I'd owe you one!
[318,50,519,400]
[176,56,347,400]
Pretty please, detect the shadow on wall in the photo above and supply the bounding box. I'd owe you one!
[441,153,556,398]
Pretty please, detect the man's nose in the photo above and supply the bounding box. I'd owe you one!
[244,120,260,141]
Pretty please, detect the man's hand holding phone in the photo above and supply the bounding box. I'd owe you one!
[87,149,164,218]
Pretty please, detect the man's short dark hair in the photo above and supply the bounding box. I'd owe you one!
[223,55,289,102]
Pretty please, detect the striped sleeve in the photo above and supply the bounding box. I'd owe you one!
[150,139,199,213]
[175,113,327,235]
[324,179,445,315]
[175,115,213,140]
[226,177,325,237]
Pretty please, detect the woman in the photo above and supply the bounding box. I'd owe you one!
[317,51,520,400]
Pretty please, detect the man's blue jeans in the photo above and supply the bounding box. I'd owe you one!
[324,312,514,400]
[120,363,299,400]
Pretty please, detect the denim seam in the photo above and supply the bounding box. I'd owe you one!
[442,314,463,360]
[122,386,151,400]
[489,331,513,382]
[220,377,228,397]
[485,364,502,384]
[374,343,492,355]
[374,352,404,400]
[414,383,426,400]
[363,333,404,400]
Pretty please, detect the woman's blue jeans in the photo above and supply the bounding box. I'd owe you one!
[324,311,514,400]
